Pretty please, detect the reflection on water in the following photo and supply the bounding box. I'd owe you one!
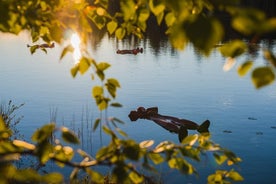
[1,31,276,183]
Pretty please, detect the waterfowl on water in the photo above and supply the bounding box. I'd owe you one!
[116,47,143,55]
[128,106,210,142]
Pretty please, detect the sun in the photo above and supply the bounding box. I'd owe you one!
[70,33,81,63]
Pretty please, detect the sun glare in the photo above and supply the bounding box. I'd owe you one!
[70,33,81,63]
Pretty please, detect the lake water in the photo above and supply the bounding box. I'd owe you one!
[1,31,276,183]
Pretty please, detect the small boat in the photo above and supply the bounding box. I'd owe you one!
[128,107,210,142]
[116,47,143,55]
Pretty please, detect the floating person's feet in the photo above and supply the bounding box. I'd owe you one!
[128,106,210,142]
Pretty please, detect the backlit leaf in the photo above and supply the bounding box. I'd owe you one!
[30,45,39,54]
[61,127,80,144]
[181,134,198,146]
[156,11,164,25]
[138,8,150,22]
[252,67,275,88]
[42,173,64,184]
[107,21,118,35]
[232,8,266,35]
[85,168,104,183]
[149,0,165,16]
[32,123,55,143]
[71,64,79,78]
[129,171,144,183]
[37,141,52,164]
[228,170,244,181]
[219,40,247,58]
[92,86,103,97]
[237,60,253,76]
[79,57,91,74]
[107,78,120,87]
[213,153,227,165]
[60,45,74,60]
[97,62,110,71]
[148,152,164,164]
[115,27,126,40]
[165,12,176,27]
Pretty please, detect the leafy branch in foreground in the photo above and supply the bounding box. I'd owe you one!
[0,115,243,183]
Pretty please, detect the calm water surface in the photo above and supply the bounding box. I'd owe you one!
[1,32,276,183]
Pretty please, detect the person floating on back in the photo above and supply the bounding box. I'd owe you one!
[116,47,143,55]
[128,107,210,142]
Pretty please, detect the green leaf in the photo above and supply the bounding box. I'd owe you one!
[219,40,247,58]
[93,118,101,131]
[181,134,198,145]
[32,123,55,143]
[85,168,104,183]
[231,8,266,35]
[129,171,144,183]
[228,170,244,181]
[115,27,126,40]
[237,60,253,76]
[42,173,64,184]
[79,57,91,74]
[113,117,124,124]
[115,128,127,137]
[37,141,53,164]
[148,152,164,164]
[91,15,106,30]
[107,78,120,88]
[60,45,74,60]
[165,12,176,27]
[110,102,123,107]
[123,141,140,160]
[185,16,224,55]
[96,70,105,81]
[13,169,41,182]
[138,8,150,22]
[252,66,275,88]
[30,45,39,54]
[0,142,22,154]
[71,64,79,78]
[213,153,228,165]
[0,116,12,139]
[107,21,118,35]
[149,0,165,16]
[92,86,103,97]
[61,127,80,144]
[98,99,108,111]
[97,62,110,71]
[156,11,164,25]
